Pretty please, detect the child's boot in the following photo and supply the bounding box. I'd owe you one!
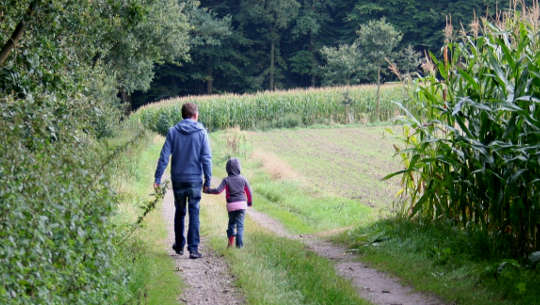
[227,236,235,248]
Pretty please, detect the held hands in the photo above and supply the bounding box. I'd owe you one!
[203,186,209,194]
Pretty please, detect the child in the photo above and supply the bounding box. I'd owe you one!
[204,158,253,248]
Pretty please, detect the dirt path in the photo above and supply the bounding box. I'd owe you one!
[162,190,244,305]
[248,209,447,305]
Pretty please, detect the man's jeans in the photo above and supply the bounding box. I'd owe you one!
[172,181,202,253]
[227,210,245,248]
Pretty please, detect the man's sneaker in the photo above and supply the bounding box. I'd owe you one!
[172,243,183,255]
[189,251,203,259]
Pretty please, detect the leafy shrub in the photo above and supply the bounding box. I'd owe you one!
[390,5,539,256]
[0,95,133,304]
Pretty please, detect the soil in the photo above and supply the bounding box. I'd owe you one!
[162,190,244,305]
[248,208,447,305]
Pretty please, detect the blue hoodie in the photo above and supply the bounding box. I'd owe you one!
[154,119,212,187]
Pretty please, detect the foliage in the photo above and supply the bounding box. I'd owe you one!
[320,19,420,89]
[0,0,191,303]
[240,0,301,90]
[134,84,404,133]
[133,0,509,106]
[389,4,540,256]
[320,43,363,85]
[355,18,402,81]
[0,96,130,304]
[104,0,191,97]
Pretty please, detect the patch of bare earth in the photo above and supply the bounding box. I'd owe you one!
[248,209,447,305]
[162,190,244,305]
[252,149,300,180]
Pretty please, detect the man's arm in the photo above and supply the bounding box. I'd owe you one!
[200,130,212,188]
[154,130,173,187]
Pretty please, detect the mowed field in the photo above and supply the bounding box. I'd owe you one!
[248,126,402,210]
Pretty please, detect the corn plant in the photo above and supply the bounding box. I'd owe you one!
[388,4,540,256]
[133,84,404,134]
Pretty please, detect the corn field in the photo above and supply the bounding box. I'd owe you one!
[388,4,540,256]
[133,84,404,135]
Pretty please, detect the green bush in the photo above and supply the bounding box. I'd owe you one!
[0,95,134,304]
[390,7,539,256]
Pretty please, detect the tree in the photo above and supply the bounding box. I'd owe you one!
[287,0,334,86]
[355,18,402,117]
[240,0,300,90]
[102,0,191,106]
[346,0,504,52]
[396,44,421,78]
[186,5,232,94]
[320,43,362,85]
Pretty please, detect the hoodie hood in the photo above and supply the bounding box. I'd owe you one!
[226,158,241,176]
[174,119,204,135]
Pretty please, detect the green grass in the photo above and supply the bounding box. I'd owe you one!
[248,126,401,209]
[334,218,540,305]
[200,166,371,305]
[209,128,376,234]
[113,131,184,304]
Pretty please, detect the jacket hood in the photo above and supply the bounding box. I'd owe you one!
[174,119,204,135]
[226,158,241,176]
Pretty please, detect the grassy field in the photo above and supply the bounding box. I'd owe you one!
[208,126,397,234]
[206,125,401,234]
[248,126,401,209]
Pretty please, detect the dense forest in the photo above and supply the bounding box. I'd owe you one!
[132,0,514,108]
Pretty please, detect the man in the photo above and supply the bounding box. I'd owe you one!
[154,102,212,259]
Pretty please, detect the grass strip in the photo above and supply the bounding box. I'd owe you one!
[114,132,183,304]
[334,219,540,305]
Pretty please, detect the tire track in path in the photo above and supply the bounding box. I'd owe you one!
[162,189,244,305]
[248,208,447,305]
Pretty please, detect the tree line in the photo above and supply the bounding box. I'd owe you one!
[132,0,517,109]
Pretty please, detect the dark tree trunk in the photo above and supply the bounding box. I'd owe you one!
[119,89,132,114]
[270,38,275,90]
[309,31,316,87]
[0,0,38,66]
[206,65,213,94]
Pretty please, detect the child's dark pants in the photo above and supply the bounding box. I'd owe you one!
[227,210,245,248]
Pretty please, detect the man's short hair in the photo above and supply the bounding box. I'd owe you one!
[182,102,198,119]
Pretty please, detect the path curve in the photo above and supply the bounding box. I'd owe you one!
[248,208,447,305]
[162,190,244,305]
